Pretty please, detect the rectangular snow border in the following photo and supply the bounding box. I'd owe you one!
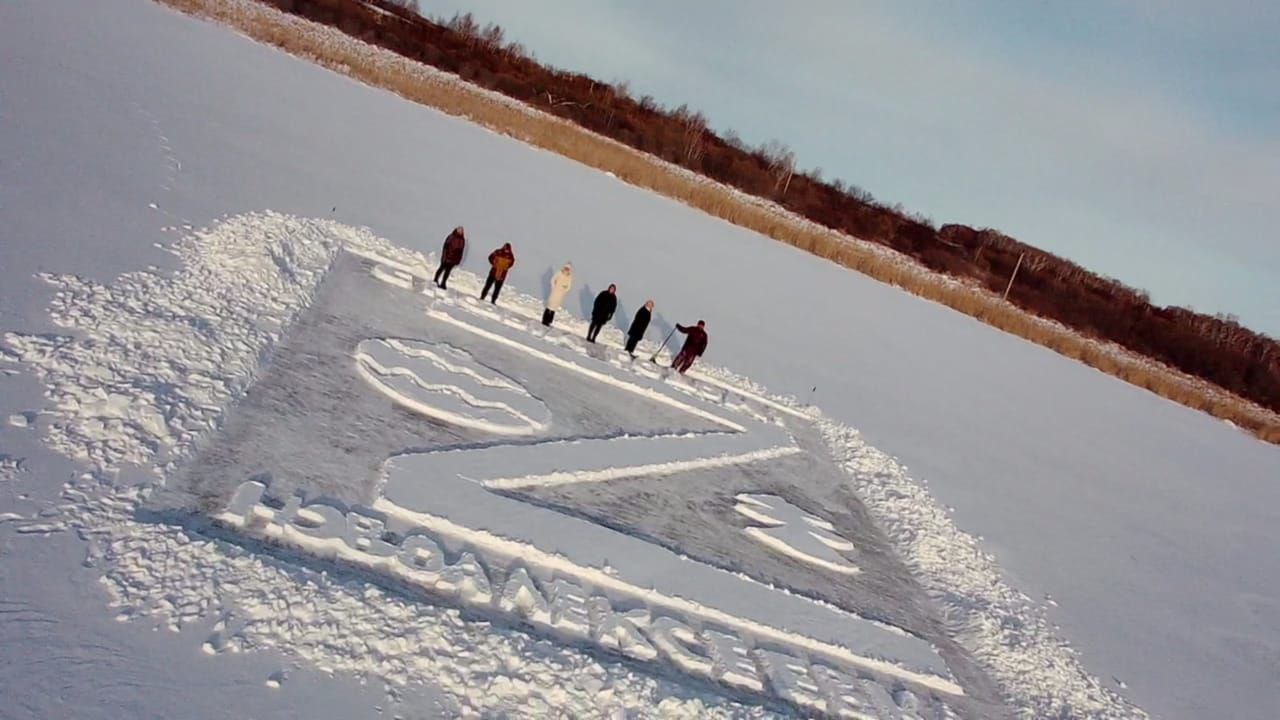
[216,480,963,720]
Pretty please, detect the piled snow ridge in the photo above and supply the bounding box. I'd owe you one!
[817,421,1146,720]
[2,212,353,476]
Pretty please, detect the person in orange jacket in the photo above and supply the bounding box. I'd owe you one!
[481,243,515,303]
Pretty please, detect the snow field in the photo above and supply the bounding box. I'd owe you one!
[9,2,1276,717]
[3,209,1140,717]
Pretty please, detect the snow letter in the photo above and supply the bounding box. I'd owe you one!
[840,678,937,720]
[755,648,826,713]
[811,663,904,719]
[397,534,445,579]
[345,510,398,558]
[545,579,592,640]
[648,616,715,678]
[437,552,492,604]
[498,567,550,624]
[889,689,956,720]
[223,481,267,526]
[588,598,657,662]
[703,628,764,693]
[278,497,345,542]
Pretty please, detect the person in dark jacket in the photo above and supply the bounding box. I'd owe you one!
[671,320,707,374]
[480,243,515,303]
[586,284,618,343]
[434,226,466,289]
[625,299,654,357]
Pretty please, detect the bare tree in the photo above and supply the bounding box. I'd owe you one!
[672,104,707,165]
[447,12,479,41]
[759,139,795,196]
[479,22,505,50]
[846,184,874,203]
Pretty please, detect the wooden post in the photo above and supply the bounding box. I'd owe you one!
[1003,252,1025,302]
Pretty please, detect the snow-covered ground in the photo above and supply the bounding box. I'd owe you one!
[2,0,1278,718]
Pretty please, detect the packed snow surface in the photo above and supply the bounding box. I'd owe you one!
[1,0,1278,718]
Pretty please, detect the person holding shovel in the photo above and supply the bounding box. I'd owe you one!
[671,320,708,374]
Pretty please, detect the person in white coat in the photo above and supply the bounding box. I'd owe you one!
[542,263,573,326]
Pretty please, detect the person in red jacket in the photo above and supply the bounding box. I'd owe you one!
[434,226,466,289]
[481,243,515,303]
[671,320,708,374]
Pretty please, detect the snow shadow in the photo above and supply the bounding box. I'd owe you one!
[539,264,555,307]
[649,309,676,350]
[575,282,596,321]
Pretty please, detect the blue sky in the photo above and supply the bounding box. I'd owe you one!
[423,1,1280,336]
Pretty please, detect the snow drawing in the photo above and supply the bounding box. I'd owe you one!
[735,494,862,575]
[354,337,551,435]
[212,262,962,718]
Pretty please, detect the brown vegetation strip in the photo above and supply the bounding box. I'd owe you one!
[154,0,1280,444]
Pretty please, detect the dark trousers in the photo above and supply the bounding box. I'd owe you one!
[625,334,642,355]
[672,349,697,374]
[434,262,456,288]
[587,319,606,342]
[480,271,504,303]
[542,308,556,326]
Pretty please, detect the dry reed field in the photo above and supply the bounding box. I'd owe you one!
[157,0,1280,444]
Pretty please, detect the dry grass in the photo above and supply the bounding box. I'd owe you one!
[157,0,1280,444]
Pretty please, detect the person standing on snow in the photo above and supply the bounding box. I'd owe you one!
[434,226,466,289]
[481,242,515,303]
[671,320,708,374]
[587,284,618,343]
[625,299,654,357]
[543,263,573,326]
